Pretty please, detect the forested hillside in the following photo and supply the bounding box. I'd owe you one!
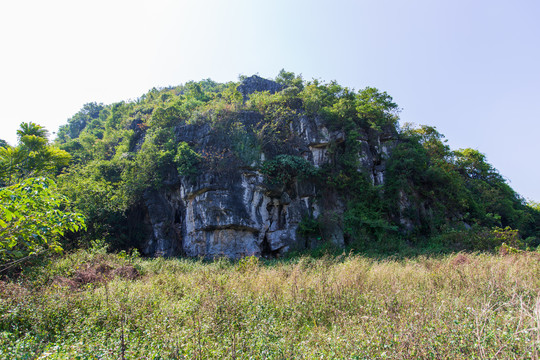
[1,71,539,260]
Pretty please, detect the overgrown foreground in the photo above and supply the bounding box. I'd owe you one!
[1,251,539,359]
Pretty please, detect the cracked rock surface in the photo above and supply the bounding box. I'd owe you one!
[140,76,396,258]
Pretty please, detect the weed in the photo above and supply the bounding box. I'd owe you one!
[0,250,539,358]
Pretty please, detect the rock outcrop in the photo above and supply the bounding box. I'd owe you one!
[237,75,284,101]
[140,76,397,258]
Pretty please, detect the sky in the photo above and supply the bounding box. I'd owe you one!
[0,0,539,201]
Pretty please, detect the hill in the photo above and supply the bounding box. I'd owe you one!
[52,71,540,257]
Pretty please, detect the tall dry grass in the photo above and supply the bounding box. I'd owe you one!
[1,251,539,359]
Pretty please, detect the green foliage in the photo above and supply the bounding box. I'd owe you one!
[300,79,348,118]
[435,226,524,252]
[17,122,49,141]
[105,102,131,131]
[260,155,316,186]
[297,216,321,238]
[236,255,259,272]
[356,87,399,130]
[529,200,540,211]
[56,102,104,142]
[174,142,201,178]
[247,88,301,156]
[41,72,539,254]
[0,178,86,261]
[248,90,299,118]
[58,163,129,250]
[0,146,25,186]
[275,69,304,92]
[228,121,261,166]
[454,148,502,184]
[220,82,243,105]
[150,99,193,128]
[452,148,527,230]
[344,202,398,242]
[0,123,71,186]
[184,81,211,102]
[382,122,535,242]
[128,127,176,189]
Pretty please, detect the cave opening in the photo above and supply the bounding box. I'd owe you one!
[260,233,282,258]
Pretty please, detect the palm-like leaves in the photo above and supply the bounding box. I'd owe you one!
[0,123,71,186]
[16,122,49,140]
[0,146,25,186]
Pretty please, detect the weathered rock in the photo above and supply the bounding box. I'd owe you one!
[129,119,147,152]
[237,75,284,101]
[143,190,182,257]
[140,76,398,258]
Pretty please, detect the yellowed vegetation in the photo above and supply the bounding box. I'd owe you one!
[1,251,539,359]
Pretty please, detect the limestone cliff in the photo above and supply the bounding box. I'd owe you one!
[56,74,540,255]
[139,76,397,258]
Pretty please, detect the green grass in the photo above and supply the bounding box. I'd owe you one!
[1,250,539,359]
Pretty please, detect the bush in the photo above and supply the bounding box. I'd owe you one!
[436,226,523,251]
[0,178,86,262]
[174,142,201,178]
[260,155,316,186]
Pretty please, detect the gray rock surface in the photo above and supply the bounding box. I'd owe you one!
[140,76,397,258]
[237,75,284,101]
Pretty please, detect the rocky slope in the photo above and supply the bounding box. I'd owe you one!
[56,73,539,258]
[140,76,397,258]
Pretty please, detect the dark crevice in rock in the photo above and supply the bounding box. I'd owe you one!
[260,232,283,258]
[261,233,272,257]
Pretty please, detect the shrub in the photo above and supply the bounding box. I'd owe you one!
[436,226,523,251]
[260,155,316,186]
[0,178,86,262]
[175,142,201,178]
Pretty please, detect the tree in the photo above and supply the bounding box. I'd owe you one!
[17,121,49,141]
[0,122,71,185]
[356,87,399,130]
[175,142,201,178]
[0,177,85,262]
[453,148,501,183]
[275,69,304,90]
[56,102,104,142]
[0,146,26,186]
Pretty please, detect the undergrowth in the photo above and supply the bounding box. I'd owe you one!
[1,250,539,359]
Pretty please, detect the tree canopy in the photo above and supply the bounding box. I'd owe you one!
[0,123,85,263]
[0,122,71,186]
[0,177,86,261]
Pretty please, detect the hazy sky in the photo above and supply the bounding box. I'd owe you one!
[1,0,539,201]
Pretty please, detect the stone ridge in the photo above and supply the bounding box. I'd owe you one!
[237,75,284,101]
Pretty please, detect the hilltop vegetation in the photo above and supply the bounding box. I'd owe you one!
[56,71,540,254]
[0,70,539,259]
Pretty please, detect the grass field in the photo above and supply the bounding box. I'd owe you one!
[1,250,539,359]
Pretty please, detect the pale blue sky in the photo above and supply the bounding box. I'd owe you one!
[1,0,539,201]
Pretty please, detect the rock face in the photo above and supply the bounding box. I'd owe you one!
[140,76,397,258]
[237,75,284,101]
